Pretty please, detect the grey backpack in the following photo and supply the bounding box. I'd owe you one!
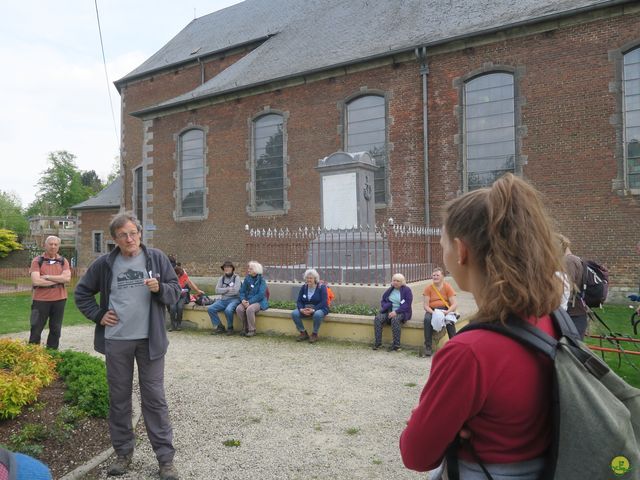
[453,309,640,480]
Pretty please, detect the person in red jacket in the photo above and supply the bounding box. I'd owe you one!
[400,173,564,479]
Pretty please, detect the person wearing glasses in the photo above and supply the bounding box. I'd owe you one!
[74,213,181,480]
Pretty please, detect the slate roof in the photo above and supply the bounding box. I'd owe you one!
[71,176,122,210]
[121,0,627,115]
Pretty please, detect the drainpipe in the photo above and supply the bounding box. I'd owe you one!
[197,57,205,85]
[415,46,430,227]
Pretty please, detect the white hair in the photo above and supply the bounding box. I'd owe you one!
[45,236,61,245]
[391,273,406,286]
[248,261,263,275]
[303,269,320,284]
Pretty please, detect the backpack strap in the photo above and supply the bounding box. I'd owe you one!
[431,284,450,310]
[0,447,17,480]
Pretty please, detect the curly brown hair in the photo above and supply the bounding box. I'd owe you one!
[443,173,563,324]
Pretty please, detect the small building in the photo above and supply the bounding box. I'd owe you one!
[70,177,122,266]
[27,215,77,260]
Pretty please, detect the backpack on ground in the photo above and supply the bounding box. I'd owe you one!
[451,309,640,480]
[194,294,214,306]
[580,259,609,308]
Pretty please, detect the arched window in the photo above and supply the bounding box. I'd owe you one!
[464,73,515,190]
[178,129,205,217]
[253,114,284,212]
[346,95,387,204]
[624,47,640,190]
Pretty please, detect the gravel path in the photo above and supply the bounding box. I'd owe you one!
[6,325,432,480]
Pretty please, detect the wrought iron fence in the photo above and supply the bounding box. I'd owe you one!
[245,224,442,285]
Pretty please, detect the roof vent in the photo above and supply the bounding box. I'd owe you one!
[190,47,201,55]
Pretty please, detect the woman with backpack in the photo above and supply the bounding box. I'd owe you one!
[400,173,564,479]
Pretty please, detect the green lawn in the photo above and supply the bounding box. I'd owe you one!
[584,304,640,388]
[0,289,93,335]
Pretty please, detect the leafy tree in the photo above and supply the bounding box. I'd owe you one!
[0,191,28,239]
[80,170,104,194]
[32,151,91,215]
[0,229,22,258]
[106,156,121,184]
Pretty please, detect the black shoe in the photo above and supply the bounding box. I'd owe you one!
[372,343,381,350]
[387,345,401,352]
[296,331,310,342]
[211,325,226,335]
[225,328,234,335]
[424,346,433,357]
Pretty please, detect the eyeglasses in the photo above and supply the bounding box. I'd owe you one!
[115,231,140,240]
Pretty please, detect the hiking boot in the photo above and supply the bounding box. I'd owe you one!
[159,461,180,480]
[387,345,401,352]
[245,330,256,337]
[423,346,433,357]
[372,343,382,351]
[107,452,133,476]
[211,324,226,335]
[309,333,319,344]
[225,327,234,336]
[296,331,310,342]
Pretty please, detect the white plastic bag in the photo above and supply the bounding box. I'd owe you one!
[431,310,458,332]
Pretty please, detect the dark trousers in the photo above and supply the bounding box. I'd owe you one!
[424,308,456,348]
[169,297,188,329]
[29,299,66,349]
[105,339,175,464]
[570,313,588,340]
[374,312,406,347]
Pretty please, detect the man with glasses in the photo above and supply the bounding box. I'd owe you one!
[74,213,180,480]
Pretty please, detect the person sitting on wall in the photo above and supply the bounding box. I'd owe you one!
[373,273,413,352]
[422,267,458,357]
[208,260,242,335]
[169,265,204,331]
[235,261,268,337]
[291,268,330,344]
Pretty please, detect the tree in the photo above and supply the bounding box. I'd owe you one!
[0,229,22,258]
[33,151,91,215]
[106,156,121,184]
[0,191,28,239]
[80,170,104,194]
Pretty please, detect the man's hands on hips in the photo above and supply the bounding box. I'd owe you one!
[101,310,118,326]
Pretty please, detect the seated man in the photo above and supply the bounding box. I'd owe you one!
[208,260,241,335]
[423,267,458,357]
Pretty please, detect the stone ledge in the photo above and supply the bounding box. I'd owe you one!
[182,305,467,350]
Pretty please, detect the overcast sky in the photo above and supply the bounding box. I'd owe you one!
[0,0,243,208]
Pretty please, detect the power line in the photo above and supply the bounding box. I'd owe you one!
[94,0,120,148]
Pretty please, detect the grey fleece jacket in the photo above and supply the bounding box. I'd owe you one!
[74,244,180,360]
[215,273,241,299]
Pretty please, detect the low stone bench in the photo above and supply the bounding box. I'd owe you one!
[182,304,468,350]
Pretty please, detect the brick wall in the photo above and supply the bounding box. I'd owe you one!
[75,209,118,267]
[106,8,640,293]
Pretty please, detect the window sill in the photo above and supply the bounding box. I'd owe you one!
[247,208,287,217]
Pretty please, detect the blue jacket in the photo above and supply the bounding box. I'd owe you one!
[380,285,413,320]
[296,283,329,314]
[239,274,269,310]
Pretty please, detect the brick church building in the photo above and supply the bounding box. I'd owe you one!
[73,0,640,296]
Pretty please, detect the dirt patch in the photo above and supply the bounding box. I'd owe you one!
[0,378,111,479]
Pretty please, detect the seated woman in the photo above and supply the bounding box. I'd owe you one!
[373,273,413,352]
[169,266,204,331]
[291,269,329,344]
[235,261,268,337]
[422,267,458,356]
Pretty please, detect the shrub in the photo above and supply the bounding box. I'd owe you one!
[267,300,378,316]
[0,339,57,420]
[52,350,109,418]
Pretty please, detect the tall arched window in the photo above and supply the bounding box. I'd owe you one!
[346,95,387,204]
[178,129,205,217]
[253,114,284,212]
[464,73,515,190]
[624,47,640,190]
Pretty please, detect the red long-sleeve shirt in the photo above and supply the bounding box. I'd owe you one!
[400,315,556,472]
